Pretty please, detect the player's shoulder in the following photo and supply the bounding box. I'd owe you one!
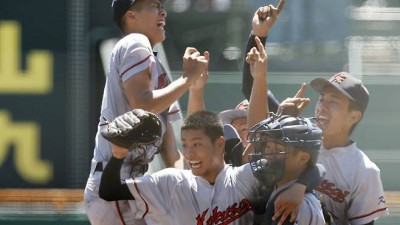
[350,143,381,171]
[153,168,193,182]
[121,33,151,48]
[296,192,325,225]
[224,164,256,183]
[113,33,152,53]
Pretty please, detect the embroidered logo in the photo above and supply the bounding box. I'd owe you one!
[378,196,386,205]
[316,179,350,203]
[329,73,347,84]
[196,199,252,225]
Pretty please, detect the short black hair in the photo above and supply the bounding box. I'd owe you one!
[181,111,224,143]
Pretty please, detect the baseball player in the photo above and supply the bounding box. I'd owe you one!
[242,4,323,224]
[83,0,208,224]
[310,72,389,225]
[99,110,325,225]
[255,72,389,225]
[248,114,326,225]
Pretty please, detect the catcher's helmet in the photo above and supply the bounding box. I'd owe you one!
[248,114,322,185]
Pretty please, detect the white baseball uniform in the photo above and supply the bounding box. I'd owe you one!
[315,142,389,225]
[125,164,259,225]
[84,33,181,225]
[262,180,325,225]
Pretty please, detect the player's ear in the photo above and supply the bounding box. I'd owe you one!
[215,136,225,154]
[349,110,362,125]
[296,150,310,166]
[125,10,137,22]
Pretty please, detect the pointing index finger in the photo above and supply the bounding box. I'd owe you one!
[277,0,285,15]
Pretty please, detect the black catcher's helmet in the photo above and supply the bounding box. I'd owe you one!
[248,114,322,185]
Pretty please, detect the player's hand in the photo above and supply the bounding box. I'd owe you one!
[278,83,310,116]
[245,36,267,80]
[182,48,209,86]
[251,0,285,37]
[190,51,209,91]
[273,183,305,225]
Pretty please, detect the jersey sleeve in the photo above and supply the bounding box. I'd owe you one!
[347,165,389,224]
[117,34,156,83]
[125,168,183,220]
[233,164,260,199]
[294,193,325,225]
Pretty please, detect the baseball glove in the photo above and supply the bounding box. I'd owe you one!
[100,109,162,151]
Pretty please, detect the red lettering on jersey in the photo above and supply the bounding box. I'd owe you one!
[196,199,252,225]
[156,73,170,89]
[316,179,350,203]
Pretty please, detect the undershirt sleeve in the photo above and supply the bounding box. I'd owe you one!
[241,35,280,113]
[297,163,326,190]
[99,157,135,201]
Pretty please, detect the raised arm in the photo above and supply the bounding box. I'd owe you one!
[99,146,134,201]
[124,47,208,114]
[99,109,162,201]
[242,2,284,113]
[246,36,269,129]
[187,51,209,116]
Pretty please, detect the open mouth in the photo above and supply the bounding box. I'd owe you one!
[189,160,201,169]
[316,115,328,127]
[157,20,165,28]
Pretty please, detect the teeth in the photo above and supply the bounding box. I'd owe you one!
[319,115,328,120]
[189,161,201,168]
[316,116,328,127]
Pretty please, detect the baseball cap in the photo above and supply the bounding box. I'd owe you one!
[111,0,135,28]
[219,100,248,125]
[219,90,281,125]
[310,72,369,113]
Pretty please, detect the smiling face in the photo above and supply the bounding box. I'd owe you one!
[315,86,361,147]
[124,0,167,46]
[181,128,225,184]
[256,135,309,183]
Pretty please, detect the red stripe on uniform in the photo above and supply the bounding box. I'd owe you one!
[168,109,180,115]
[115,201,127,225]
[134,180,150,219]
[349,207,388,221]
[120,55,151,78]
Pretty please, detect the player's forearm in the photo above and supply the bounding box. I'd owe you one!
[135,76,191,114]
[187,87,205,116]
[99,157,134,201]
[248,70,268,129]
[159,123,182,168]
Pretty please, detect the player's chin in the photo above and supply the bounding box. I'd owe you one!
[153,34,166,45]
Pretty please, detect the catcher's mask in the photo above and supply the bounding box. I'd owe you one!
[248,114,322,186]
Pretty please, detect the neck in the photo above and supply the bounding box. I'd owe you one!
[323,134,351,150]
[205,163,225,185]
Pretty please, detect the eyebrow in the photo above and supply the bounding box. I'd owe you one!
[181,137,203,142]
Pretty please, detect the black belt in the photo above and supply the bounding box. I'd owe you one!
[94,162,103,172]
